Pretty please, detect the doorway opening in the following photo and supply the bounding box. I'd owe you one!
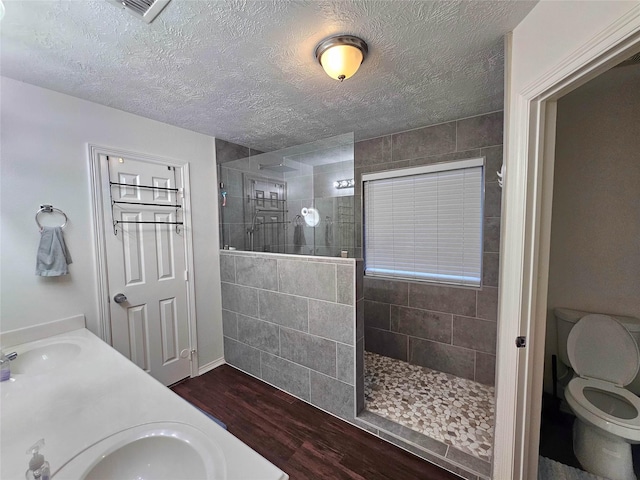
[537,54,640,479]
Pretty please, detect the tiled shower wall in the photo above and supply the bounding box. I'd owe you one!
[355,111,503,386]
[220,250,364,421]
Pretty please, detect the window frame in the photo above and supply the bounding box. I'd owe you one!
[361,157,485,288]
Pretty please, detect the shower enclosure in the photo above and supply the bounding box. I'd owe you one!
[218,133,356,257]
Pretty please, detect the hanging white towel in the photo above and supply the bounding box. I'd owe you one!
[35,226,72,276]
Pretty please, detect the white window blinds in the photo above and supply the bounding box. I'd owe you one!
[363,158,484,287]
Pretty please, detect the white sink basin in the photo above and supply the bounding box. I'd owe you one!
[11,342,81,375]
[55,422,227,480]
[86,436,206,479]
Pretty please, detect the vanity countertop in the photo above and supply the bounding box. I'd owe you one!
[0,327,288,480]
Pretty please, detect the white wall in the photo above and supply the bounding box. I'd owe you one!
[0,77,224,366]
[543,63,640,392]
[509,0,638,95]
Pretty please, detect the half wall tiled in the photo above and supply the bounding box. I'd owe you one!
[220,250,363,421]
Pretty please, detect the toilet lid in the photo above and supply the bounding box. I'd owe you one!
[568,314,640,386]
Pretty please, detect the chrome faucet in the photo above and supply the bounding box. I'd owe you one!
[6,352,17,361]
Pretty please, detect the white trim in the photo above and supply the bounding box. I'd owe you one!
[87,145,200,379]
[198,357,226,375]
[361,157,483,182]
[494,6,640,480]
[88,147,112,344]
[0,315,86,348]
[180,162,200,378]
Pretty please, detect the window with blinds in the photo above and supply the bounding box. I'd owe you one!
[363,158,484,287]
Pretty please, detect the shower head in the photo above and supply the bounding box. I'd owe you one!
[259,163,297,173]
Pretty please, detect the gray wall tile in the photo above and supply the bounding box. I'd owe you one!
[310,371,354,420]
[221,309,238,340]
[477,287,498,321]
[392,122,456,161]
[446,445,492,477]
[352,417,378,435]
[215,138,250,164]
[482,253,499,287]
[390,305,452,343]
[409,149,481,167]
[219,254,235,283]
[220,195,242,234]
[364,300,391,330]
[337,343,355,385]
[408,283,477,317]
[219,166,243,197]
[278,259,336,302]
[337,264,355,305]
[280,328,337,376]
[359,411,448,456]
[221,282,259,317]
[355,259,364,300]
[260,352,310,401]
[483,216,501,253]
[237,314,280,355]
[484,182,502,218]
[226,223,247,251]
[356,373,365,414]
[259,290,308,332]
[236,256,278,291]
[364,277,408,305]
[308,299,354,345]
[356,337,364,382]
[453,316,497,354]
[410,337,475,380]
[456,111,504,150]
[287,174,314,201]
[355,136,392,168]
[481,145,503,183]
[476,352,496,386]
[224,337,261,377]
[356,299,365,341]
[365,327,408,361]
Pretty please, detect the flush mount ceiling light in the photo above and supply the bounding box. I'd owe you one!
[315,35,368,82]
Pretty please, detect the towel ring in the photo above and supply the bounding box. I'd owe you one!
[35,205,68,230]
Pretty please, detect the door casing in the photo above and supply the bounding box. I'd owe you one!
[88,144,199,378]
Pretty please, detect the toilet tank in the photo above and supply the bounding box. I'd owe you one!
[554,307,640,394]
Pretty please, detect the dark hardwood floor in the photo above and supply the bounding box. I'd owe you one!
[172,365,461,480]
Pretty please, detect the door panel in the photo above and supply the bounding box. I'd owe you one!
[127,304,149,371]
[159,297,178,363]
[243,174,287,252]
[102,155,191,386]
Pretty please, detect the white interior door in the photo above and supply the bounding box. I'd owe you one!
[101,154,191,386]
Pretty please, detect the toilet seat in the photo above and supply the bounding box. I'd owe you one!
[566,377,640,441]
[566,314,640,442]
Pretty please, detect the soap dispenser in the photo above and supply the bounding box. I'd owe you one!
[25,439,50,480]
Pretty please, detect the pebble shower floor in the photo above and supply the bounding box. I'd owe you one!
[364,351,495,461]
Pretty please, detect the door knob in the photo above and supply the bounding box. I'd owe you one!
[114,293,127,304]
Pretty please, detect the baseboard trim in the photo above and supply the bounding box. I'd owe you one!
[198,357,225,375]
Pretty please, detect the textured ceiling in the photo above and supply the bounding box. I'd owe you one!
[0,0,536,152]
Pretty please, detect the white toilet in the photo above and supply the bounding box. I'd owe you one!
[563,313,640,480]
